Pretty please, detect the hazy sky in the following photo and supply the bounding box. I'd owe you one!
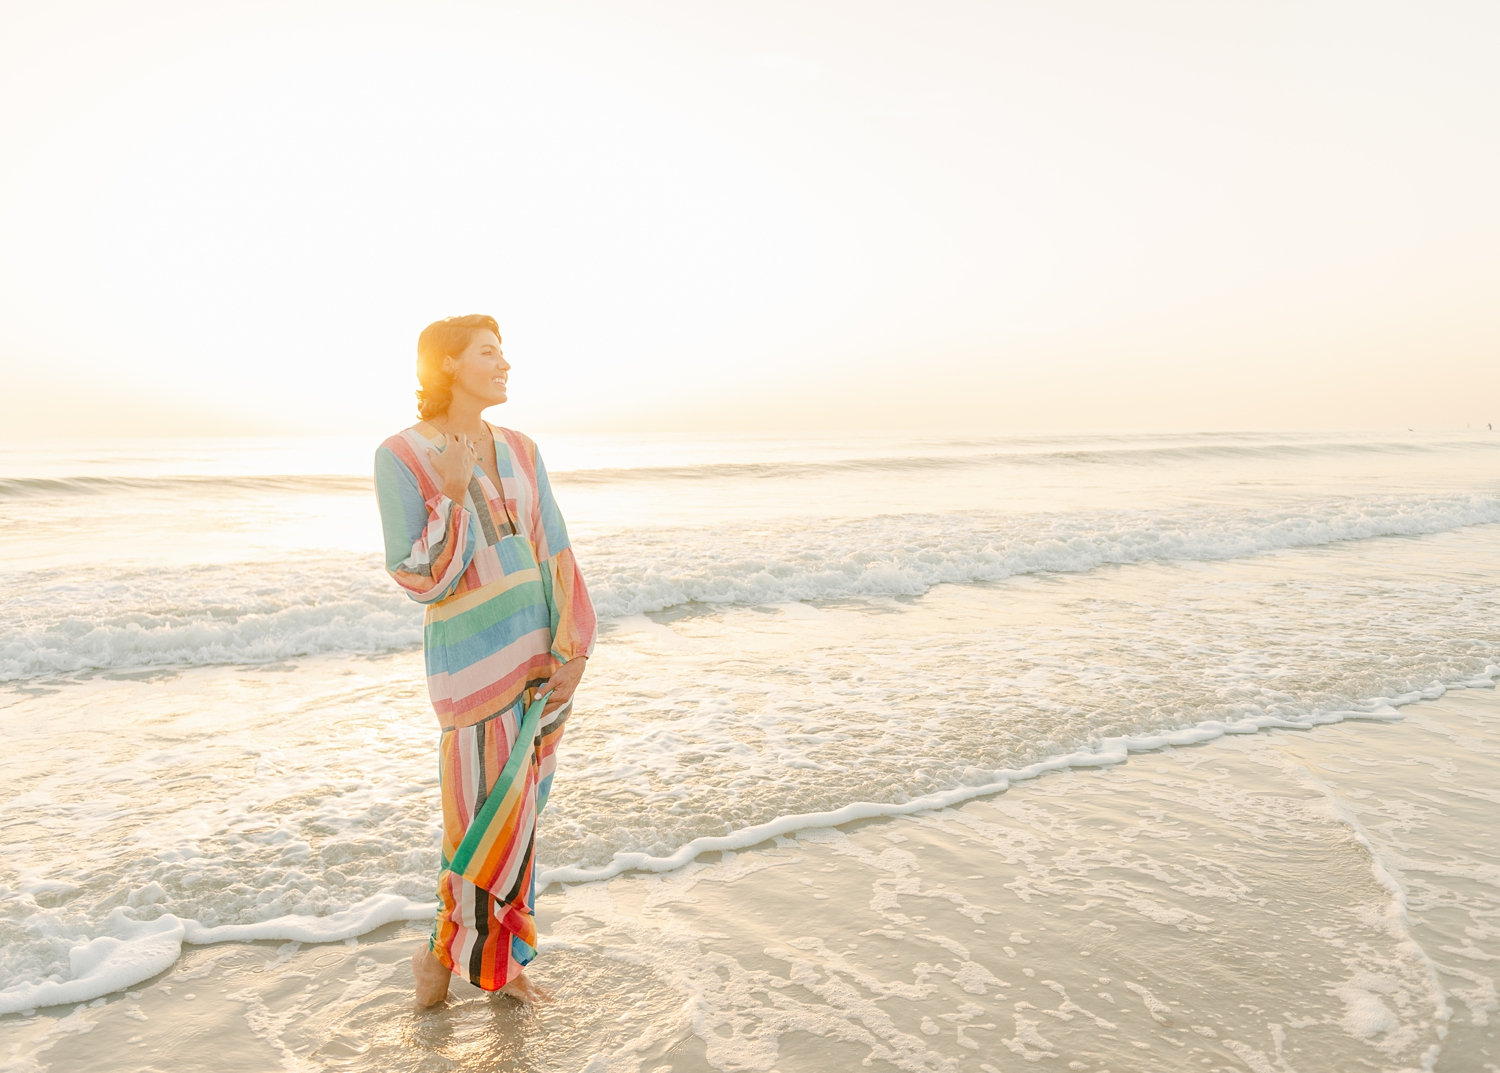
[2,0,1497,439]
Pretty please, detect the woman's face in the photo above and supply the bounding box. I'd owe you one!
[448,329,510,408]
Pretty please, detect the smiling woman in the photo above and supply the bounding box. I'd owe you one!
[373,313,597,1007]
[414,316,511,421]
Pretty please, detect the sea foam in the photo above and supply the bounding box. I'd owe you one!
[0,896,432,1017]
[3,491,1496,681]
[1,675,1491,1017]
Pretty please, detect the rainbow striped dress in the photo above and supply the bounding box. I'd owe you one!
[375,422,596,991]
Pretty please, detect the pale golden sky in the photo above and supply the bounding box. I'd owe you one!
[2,0,1497,439]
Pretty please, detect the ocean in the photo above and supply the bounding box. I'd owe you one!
[1,429,1497,1072]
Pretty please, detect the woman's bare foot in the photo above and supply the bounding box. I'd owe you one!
[412,946,451,1008]
[498,970,553,1005]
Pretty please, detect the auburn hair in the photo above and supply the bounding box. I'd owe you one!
[415,314,501,420]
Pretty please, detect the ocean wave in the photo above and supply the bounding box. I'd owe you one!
[558,436,1500,484]
[581,492,1500,618]
[0,473,373,499]
[0,566,421,682]
[3,492,1498,681]
[4,436,1496,498]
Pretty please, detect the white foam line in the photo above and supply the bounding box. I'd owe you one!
[5,670,1494,1017]
[1346,820,1450,1073]
[179,892,433,945]
[1291,768,1454,1070]
[538,671,1498,888]
[0,894,433,1017]
[0,913,186,1017]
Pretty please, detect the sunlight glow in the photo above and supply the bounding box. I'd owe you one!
[2,1,1497,438]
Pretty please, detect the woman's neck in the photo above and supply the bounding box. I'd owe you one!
[436,398,487,437]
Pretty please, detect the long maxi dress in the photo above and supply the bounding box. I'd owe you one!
[374,422,596,991]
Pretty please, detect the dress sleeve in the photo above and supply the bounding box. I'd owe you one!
[525,442,597,661]
[374,443,476,605]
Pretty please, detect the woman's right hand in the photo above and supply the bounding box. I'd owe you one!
[426,434,477,502]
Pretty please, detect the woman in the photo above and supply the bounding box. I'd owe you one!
[374,314,596,1007]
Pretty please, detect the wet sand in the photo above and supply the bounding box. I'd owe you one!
[4,687,1497,1073]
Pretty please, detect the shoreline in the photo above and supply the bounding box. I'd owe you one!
[5,684,1498,1072]
[3,667,1496,1021]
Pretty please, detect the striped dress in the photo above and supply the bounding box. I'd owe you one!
[374,422,596,991]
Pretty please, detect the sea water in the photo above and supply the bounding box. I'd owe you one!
[0,429,1497,1021]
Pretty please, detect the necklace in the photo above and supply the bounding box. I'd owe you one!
[432,418,492,443]
[430,420,516,537]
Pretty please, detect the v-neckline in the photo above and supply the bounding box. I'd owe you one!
[412,422,513,533]
[475,421,504,495]
[413,421,501,485]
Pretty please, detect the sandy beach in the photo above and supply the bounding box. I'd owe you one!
[6,683,1495,1073]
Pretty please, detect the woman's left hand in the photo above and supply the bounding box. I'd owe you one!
[540,656,587,714]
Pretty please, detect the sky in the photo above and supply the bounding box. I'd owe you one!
[1,0,1497,440]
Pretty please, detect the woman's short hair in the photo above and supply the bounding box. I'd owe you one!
[415,314,501,420]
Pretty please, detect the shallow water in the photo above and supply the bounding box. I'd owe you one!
[5,688,1497,1072]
